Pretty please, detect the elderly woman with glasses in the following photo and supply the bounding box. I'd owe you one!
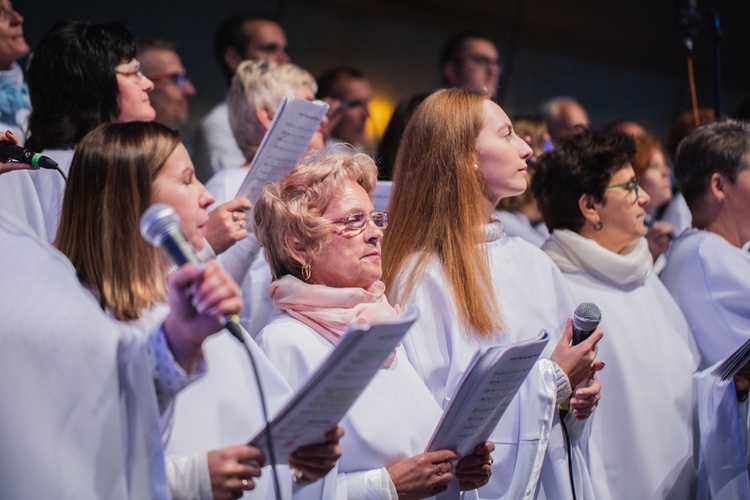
[530,128,701,499]
[254,151,494,499]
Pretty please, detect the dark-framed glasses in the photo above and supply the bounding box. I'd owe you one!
[115,61,143,81]
[329,211,388,231]
[605,177,639,201]
[148,72,192,89]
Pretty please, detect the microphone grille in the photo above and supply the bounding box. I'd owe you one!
[573,302,601,332]
[140,203,180,245]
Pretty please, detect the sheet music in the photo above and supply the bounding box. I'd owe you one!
[372,181,392,212]
[427,330,550,458]
[713,336,750,380]
[249,307,419,463]
[235,97,329,203]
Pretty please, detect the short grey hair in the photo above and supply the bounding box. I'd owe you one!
[228,59,317,162]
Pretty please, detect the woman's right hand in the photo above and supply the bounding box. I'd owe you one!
[550,318,603,388]
[207,445,266,500]
[386,449,458,499]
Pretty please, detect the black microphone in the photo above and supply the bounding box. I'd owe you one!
[572,302,602,345]
[0,142,58,169]
[140,203,245,344]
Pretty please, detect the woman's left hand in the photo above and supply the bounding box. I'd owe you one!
[455,441,495,491]
[645,220,675,261]
[569,363,604,420]
[288,425,344,482]
[206,197,252,255]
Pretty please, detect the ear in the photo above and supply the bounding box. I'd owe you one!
[284,233,312,268]
[578,193,601,225]
[442,60,460,87]
[256,105,274,129]
[709,172,728,202]
[223,47,243,76]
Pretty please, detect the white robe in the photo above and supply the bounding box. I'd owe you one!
[207,170,281,338]
[494,210,548,247]
[192,100,246,181]
[0,212,176,499]
[29,148,75,243]
[661,228,750,498]
[257,315,477,500]
[542,229,699,499]
[389,232,595,500]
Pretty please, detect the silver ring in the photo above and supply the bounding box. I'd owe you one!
[488,457,494,466]
[239,220,245,229]
[436,463,443,476]
[232,212,239,222]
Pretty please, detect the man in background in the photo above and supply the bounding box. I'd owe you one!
[316,66,372,152]
[192,13,290,181]
[377,31,501,179]
[138,40,197,133]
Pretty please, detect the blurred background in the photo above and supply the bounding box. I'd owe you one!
[23,0,750,150]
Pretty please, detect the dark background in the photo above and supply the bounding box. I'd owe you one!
[22,0,750,149]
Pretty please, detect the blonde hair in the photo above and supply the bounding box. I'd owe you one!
[228,59,317,162]
[55,122,181,321]
[253,149,377,281]
[382,89,504,337]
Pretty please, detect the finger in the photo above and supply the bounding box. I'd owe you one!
[324,425,345,442]
[168,263,204,290]
[293,442,342,460]
[427,449,460,464]
[580,327,603,348]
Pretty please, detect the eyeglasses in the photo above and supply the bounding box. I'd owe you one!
[115,61,144,81]
[605,177,639,201]
[461,54,504,74]
[329,211,388,231]
[148,72,192,89]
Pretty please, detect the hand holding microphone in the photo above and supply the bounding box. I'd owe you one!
[0,131,58,170]
[551,303,603,389]
[140,203,245,344]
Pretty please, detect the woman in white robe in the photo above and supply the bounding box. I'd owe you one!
[660,119,750,498]
[253,151,495,499]
[54,121,341,500]
[382,89,603,500]
[530,127,701,499]
[0,199,242,498]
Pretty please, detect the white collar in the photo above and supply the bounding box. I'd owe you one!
[542,229,653,287]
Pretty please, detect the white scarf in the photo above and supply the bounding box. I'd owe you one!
[542,229,653,287]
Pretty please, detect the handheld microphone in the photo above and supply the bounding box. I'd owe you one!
[0,142,59,170]
[572,302,602,345]
[140,203,245,344]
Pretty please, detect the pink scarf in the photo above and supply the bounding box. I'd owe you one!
[268,275,401,367]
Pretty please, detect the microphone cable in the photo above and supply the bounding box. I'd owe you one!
[231,323,285,500]
[559,408,577,500]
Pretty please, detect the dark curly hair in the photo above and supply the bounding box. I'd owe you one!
[531,129,635,232]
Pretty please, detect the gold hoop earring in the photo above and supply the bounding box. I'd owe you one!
[593,221,603,231]
[301,264,311,281]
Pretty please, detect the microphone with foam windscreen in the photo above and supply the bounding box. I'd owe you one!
[572,302,602,345]
[140,203,245,344]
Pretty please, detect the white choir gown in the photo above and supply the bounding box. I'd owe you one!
[388,222,595,500]
[542,229,699,499]
[129,301,332,499]
[0,211,181,499]
[661,228,750,498]
[258,313,480,500]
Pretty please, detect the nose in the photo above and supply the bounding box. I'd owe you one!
[198,182,215,208]
[516,135,533,160]
[9,7,23,25]
[637,186,651,206]
[363,217,384,243]
[278,51,291,64]
[184,80,197,97]
[142,75,155,93]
